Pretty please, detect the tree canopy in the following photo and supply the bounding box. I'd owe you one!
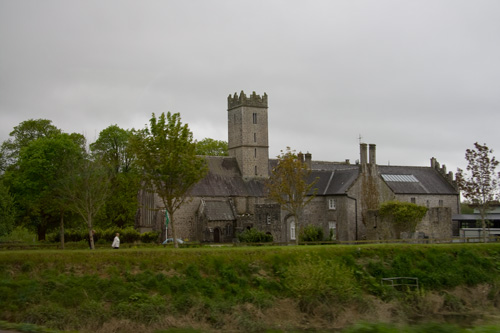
[4,133,84,240]
[131,112,208,247]
[1,119,62,172]
[195,138,228,156]
[267,147,318,245]
[90,125,135,173]
[379,200,428,238]
[90,125,140,228]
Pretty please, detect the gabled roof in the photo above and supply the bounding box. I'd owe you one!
[200,200,235,221]
[309,168,359,195]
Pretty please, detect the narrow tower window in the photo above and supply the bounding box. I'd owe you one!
[255,165,257,175]
[254,133,257,142]
[253,113,257,124]
[254,148,257,158]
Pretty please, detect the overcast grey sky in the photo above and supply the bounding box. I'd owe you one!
[1,0,499,173]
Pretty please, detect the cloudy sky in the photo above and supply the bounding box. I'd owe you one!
[1,0,499,173]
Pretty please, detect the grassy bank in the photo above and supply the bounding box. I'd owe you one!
[1,243,500,332]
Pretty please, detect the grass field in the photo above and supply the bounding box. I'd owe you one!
[1,243,500,332]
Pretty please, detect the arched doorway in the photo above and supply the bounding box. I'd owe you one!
[214,227,221,243]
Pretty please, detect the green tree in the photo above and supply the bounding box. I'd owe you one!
[90,125,135,173]
[456,142,500,242]
[60,152,111,249]
[0,180,16,237]
[195,138,228,156]
[378,200,428,238]
[1,119,61,172]
[4,133,84,241]
[90,125,140,228]
[267,147,318,245]
[131,112,208,248]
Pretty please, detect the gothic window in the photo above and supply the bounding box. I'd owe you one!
[290,218,296,240]
[253,113,257,124]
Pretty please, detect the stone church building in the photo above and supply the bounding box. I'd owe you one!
[136,91,460,243]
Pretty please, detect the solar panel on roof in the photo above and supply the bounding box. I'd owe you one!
[381,174,419,182]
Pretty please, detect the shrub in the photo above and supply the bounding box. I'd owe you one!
[0,226,36,243]
[140,231,160,243]
[237,228,273,243]
[300,224,324,242]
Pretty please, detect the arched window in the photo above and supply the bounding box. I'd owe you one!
[289,218,296,240]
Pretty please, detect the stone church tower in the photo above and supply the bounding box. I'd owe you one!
[227,91,269,179]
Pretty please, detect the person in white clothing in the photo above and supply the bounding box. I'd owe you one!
[112,233,120,249]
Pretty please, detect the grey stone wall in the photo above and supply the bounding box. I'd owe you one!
[364,206,452,240]
[254,203,282,241]
[347,169,395,240]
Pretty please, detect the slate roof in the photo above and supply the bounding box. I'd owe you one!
[309,168,359,195]
[378,165,457,195]
[189,156,267,197]
[189,156,457,197]
[200,200,235,221]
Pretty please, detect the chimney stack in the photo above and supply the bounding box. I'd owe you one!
[305,152,312,169]
[360,143,368,165]
[369,144,376,165]
[298,152,304,163]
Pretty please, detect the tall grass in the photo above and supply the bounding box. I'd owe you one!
[0,244,499,332]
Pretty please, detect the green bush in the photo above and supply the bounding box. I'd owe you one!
[0,226,36,243]
[47,226,145,245]
[237,228,273,243]
[300,224,324,242]
[140,231,160,243]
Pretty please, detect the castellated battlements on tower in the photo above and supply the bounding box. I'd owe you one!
[228,91,268,110]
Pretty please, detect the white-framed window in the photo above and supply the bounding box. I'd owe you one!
[328,198,336,210]
[290,218,296,240]
[328,221,337,240]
